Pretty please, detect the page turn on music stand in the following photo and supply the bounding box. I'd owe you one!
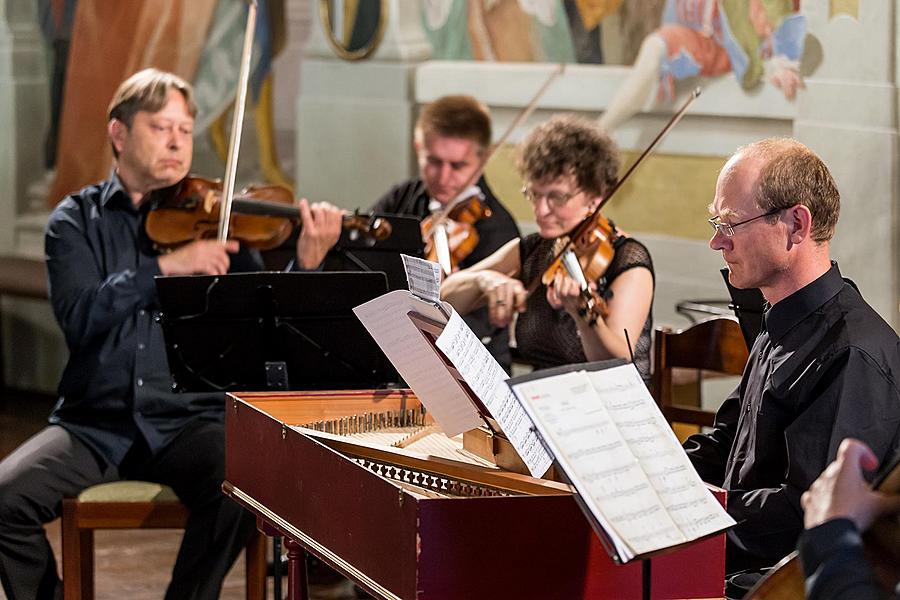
[156,271,399,392]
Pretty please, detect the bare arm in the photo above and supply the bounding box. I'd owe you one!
[550,265,653,362]
[440,238,523,325]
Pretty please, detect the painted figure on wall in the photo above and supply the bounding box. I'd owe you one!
[422,0,621,63]
[46,0,287,207]
[598,0,806,131]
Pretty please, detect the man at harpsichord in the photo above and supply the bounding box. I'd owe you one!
[684,138,900,591]
[0,68,343,600]
[369,95,520,371]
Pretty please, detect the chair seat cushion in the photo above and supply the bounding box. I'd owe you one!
[76,481,180,503]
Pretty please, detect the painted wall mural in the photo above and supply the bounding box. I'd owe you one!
[421,0,810,131]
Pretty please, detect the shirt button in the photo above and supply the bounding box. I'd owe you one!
[138,343,145,350]
[136,377,144,387]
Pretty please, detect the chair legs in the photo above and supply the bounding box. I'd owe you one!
[61,497,267,600]
[61,499,95,600]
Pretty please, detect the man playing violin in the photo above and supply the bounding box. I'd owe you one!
[441,115,655,383]
[369,95,519,371]
[0,68,342,600]
[683,138,900,588]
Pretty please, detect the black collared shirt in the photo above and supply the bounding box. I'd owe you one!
[684,263,900,572]
[370,176,520,369]
[45,173,263,466]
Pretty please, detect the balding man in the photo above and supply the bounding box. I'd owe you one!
[684,138,900,580]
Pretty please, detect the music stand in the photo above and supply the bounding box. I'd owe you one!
[720,267,766,348]
[156,271,398,392]
[323,213,423,291]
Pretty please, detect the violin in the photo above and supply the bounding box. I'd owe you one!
[547,214,621,323]
[421,188,492,274]
[532,88,702,321]
[144,175,391,251]
[424,64,566,276]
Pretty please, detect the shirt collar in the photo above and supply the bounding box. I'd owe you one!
[763,261,844,341]
[98,170,133,209]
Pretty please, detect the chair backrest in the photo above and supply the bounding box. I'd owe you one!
[652,316,750,428]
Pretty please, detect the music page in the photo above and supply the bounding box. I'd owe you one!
[354,290,483,436]
[401,254,442,304]
[584,365,735,541]
[434,310,553,477]
[511,369,682,560]
[509,363,734,561]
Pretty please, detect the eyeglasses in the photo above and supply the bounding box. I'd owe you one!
[708,208,782,237]
[521,186,579,208]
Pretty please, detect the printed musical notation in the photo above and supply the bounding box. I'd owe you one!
[509,364,735,562]
[435,310,553,478]
[401,254,442,303]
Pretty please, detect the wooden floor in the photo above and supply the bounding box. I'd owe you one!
[0,390,359,600]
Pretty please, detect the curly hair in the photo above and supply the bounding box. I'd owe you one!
[516,114,619,198]
[738,138,840,242]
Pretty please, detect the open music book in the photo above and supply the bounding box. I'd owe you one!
[507,361,736,564]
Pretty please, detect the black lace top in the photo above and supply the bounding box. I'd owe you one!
[515,233,654,383]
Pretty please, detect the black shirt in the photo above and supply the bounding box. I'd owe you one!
[516,233,654,383]
[684,263,900,572]
[370,176,520,370]
[45,173,263,466]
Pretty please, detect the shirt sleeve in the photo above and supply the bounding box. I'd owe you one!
[369,183,404,215]
[45,201,161,350]
[800,519,888,600]
[725,349,900,562]
[683,382,743,485]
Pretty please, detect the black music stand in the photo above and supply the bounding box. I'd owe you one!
[720,267,766,348]
[322,213,423,291]
[156,271,398,392]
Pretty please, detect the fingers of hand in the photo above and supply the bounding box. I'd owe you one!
[186,241,230,275]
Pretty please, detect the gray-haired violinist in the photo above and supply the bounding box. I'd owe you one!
[0,68,341,600]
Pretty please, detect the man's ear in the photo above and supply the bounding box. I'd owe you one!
[108,119,127,155]
[787,204,813,244]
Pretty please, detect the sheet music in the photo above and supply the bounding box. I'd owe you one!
[509,364,734,561]
[354,290,483,436]
[584,366,735,541]
[401,254,442,303]
[434,310,553,478]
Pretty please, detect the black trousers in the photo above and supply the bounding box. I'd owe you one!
[0,419,256,600]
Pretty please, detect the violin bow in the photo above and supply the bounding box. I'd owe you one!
[427,63,565,233]
[527,87,702,295]
[216,0,258,244]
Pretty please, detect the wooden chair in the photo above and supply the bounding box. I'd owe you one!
[652,316,750,428]
[61,481,266,600]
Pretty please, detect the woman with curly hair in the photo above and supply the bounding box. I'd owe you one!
[441,114,655,383]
